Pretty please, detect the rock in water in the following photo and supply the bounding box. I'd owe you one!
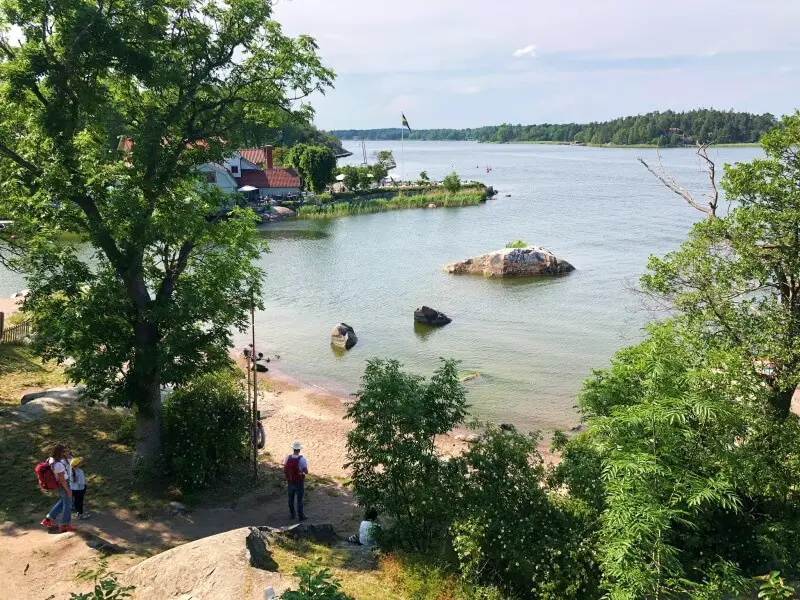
[246,527,278,571]
[414,306,452,327]
[444,246,574,277]
[330,323,358,350]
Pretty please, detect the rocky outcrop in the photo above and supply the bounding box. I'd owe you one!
[246,527,279,571]
[414,306,451,327]
[330,323,357,350]
[444,246,574,277]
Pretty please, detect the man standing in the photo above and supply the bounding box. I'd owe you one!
[283,441,308,521]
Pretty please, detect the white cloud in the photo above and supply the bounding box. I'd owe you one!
[513,44,537,58]
[779,65,797,73]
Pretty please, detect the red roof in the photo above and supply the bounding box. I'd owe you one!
[237,167,300,189]
[239,148,270,166]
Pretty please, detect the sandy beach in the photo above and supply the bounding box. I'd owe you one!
[245,359,558,479]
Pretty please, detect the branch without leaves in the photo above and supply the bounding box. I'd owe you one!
[638,142,719,220]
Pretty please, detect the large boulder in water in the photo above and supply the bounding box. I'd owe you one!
[444,246,574,277]
[414,306,451,327]
[331,323,357,350]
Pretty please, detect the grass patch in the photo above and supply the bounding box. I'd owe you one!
[0,344,67,408]
[297,190,485,220]
[271,540,500,600]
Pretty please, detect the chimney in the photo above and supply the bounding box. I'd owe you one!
[264,145,273,170]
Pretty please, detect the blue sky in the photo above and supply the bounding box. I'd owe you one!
[273,0,800,130]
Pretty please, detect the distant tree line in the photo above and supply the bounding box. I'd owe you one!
[331,109,777,147]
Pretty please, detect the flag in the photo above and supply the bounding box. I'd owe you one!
[402,113,411,132]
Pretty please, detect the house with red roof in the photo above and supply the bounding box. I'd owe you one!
[225,146,302,198]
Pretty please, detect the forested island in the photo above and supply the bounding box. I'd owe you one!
[331,108,776,147]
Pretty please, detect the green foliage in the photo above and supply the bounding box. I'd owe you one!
[757,572,797,599]
[115,414,137,446]
[418,171,430,185]
[296,190,484,220]
[0,0,332,457]
[450,426,601,599]
[345,359,467,551]
[331,108,776,146]
[282,561,354,600]
[442,172,462,193]
[71,560,135,600]
[335,164,388,190]
[505,240,528,249]
[161,370,249,490]
[285,144,337,193]
[375,150,396,168]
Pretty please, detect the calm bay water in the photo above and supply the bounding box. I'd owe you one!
[0,141,761,431]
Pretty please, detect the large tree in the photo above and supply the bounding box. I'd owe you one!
[284,143,336,194]
[642,113,800,418]
[0,0,333,461]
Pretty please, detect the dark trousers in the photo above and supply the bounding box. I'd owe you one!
[287,482,304,518]
[72,488,86,514]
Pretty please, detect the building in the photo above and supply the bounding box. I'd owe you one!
[232,146,302,198]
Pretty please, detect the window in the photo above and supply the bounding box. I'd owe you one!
[230,165,239,174]
[206,171,217,183]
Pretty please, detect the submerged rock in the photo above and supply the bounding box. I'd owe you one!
[330,323,358,350]
[414,306,451,327]
[444,246,574,277]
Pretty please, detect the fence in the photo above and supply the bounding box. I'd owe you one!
[0,312,32,344]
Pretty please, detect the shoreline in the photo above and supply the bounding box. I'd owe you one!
[237,356,560,478]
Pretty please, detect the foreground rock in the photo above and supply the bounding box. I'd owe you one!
[444,246,574,277]
[124,528,287,600]
[260,522,337,543]
[330,323,357,350]
[413,306,452,327]
[246,527,279,570]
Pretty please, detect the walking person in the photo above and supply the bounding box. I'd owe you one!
[283,441,308,521]
[40,444,75,532]
[70,457,90,519]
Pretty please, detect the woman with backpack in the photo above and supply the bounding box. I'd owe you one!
[40,443,75,532]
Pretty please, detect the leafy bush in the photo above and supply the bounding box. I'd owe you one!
[161,370,249,490]
[282,561,354,600]
[450,426,600,599]
[71,560,135,600]
[505,239,528,248]
[442,171,461,193]
[114,413,137,446]
[346,358,467,551]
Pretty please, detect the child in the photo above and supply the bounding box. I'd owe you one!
[348,508,378,546]
[70,457,90,519]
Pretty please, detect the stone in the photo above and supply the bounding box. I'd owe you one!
[271,206,296,219]
[262,522,337,543]
[12,289,29,299]
[169,501,187,514]
[464,433,482,443]
[427,203,437,208]
[444,246,574,278]
[500,423,516,432]
[21,385,86,405]
[245,527,279,571]
[330,323,357,350]
[460,373,480,382]
[413,306,451,327]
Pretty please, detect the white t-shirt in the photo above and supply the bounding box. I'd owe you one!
[359,521,375,546]
[70,467,86,490]
[50,458,71,487]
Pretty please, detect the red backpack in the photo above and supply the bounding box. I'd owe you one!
[284,455,304,484]
[35,461,59,490]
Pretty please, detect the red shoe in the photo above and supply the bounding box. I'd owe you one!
[41,518,55,528]
[59,524,76,533]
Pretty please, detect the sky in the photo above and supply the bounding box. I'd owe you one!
[272,0,800,130]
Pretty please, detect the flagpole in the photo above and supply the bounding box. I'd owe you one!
[401,115,405,183]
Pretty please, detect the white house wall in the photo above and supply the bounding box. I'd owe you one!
[259,187,300,197]
[197,163,238,193]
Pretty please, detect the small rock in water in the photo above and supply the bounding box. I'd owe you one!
[460,373,480,382]
[427,203,437,208]
[500,423,516,432]
[330,323,357,350]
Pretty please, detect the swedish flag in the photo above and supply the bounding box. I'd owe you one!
[402,113,411,132]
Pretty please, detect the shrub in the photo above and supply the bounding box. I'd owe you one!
[71,560,135,600]
[346,358,467,551]
[161,370,249,490]
[115,413,137,446]
[450,426,601,599]
[505,239,528,249]
[442,171,461,193]
[282,561,354,600]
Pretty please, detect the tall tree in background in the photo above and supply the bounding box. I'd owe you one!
[284,143,336,193]
[0,0,333,462]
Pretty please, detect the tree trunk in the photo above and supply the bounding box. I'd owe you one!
[130,318,163,468]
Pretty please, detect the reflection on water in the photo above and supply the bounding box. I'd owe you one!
[413,321,442,341]
[259,227,331,241]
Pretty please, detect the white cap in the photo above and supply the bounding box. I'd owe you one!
[292,441,302,451]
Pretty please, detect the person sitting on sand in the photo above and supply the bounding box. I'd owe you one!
[41,443,75,532]
[348,508,378,546]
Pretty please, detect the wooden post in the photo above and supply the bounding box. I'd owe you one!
[251,298,258,482]
[0,312,4,342]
